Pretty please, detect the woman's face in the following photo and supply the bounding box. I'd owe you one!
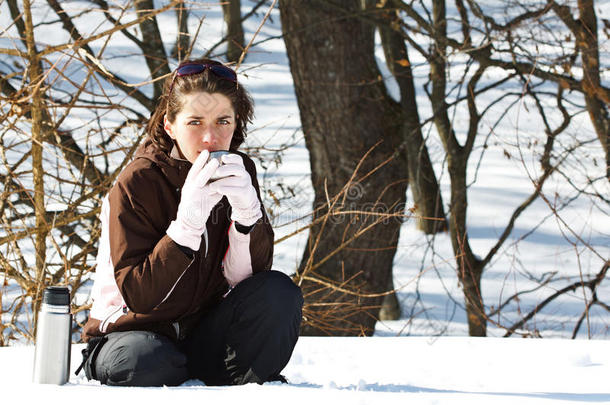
[164,92,236,163]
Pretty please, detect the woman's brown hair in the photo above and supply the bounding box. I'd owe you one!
[146,58,254,153]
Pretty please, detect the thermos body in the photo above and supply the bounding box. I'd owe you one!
[33,287,72,385]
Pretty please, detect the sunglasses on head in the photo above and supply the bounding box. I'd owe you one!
[168,62,238,94]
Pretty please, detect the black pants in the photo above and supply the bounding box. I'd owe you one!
[84,270,303,386]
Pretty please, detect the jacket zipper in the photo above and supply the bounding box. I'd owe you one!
[204,228,208,258]
[156,229,204,307]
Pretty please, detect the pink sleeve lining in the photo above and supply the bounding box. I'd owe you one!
[222,221,253,287]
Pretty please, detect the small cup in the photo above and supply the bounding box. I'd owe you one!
[208,150,233,181]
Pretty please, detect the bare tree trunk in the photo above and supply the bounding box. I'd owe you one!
[23,0,47,329]
[280,0,408,336]
[170,1,190,59]
[448,162,485,336]
[134,0,170,99]
[378,9,447,234]
[379,277,401,321]
[575,1,609,180]
[222,0,245,63]
[551,0,609,180]
[429,0,486,336]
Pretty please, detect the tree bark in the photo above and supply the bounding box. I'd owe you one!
[378,10,447,234]
[575,1,609,180]
[448,160,486,336]
[551,0,609,180]
[171,1,190,59]
[222,0,245,63]
[429,0,486,336]
[134,0,170,99]
[279,0,408,336]
[379,277,401,321]
[577,1,608,171]
[23,0,47,329]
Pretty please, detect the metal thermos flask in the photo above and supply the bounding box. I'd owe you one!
[32,286,72,384]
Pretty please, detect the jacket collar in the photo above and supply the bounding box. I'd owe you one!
[134,136,191,188]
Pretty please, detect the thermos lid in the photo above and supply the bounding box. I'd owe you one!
[43,286,70,306]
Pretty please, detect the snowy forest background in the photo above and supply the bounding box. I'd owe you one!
[0,0,609,345]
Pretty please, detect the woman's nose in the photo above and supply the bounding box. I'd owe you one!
[200,125,218,143]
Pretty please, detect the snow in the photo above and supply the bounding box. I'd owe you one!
[1,1,610,402]
[1,337,609,404]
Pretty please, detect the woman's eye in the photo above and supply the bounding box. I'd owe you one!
[218,119,230,125]
[188,120,200,125]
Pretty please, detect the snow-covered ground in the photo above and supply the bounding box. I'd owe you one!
[1,1,610,402]
[1,337,609,404]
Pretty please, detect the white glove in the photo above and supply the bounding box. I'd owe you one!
[209,154,262,227]
[167,150,223,251]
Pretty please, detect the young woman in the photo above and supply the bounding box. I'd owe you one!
[79,59,303,387]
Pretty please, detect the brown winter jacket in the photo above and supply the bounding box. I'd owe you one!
[82,137,274,342]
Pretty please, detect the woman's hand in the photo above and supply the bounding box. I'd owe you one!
[209,154,262,227]
[167,150,223,251]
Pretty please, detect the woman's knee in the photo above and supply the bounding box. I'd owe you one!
[257,270,302,304]
[246,271,304,322]
[94,331,188,386]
